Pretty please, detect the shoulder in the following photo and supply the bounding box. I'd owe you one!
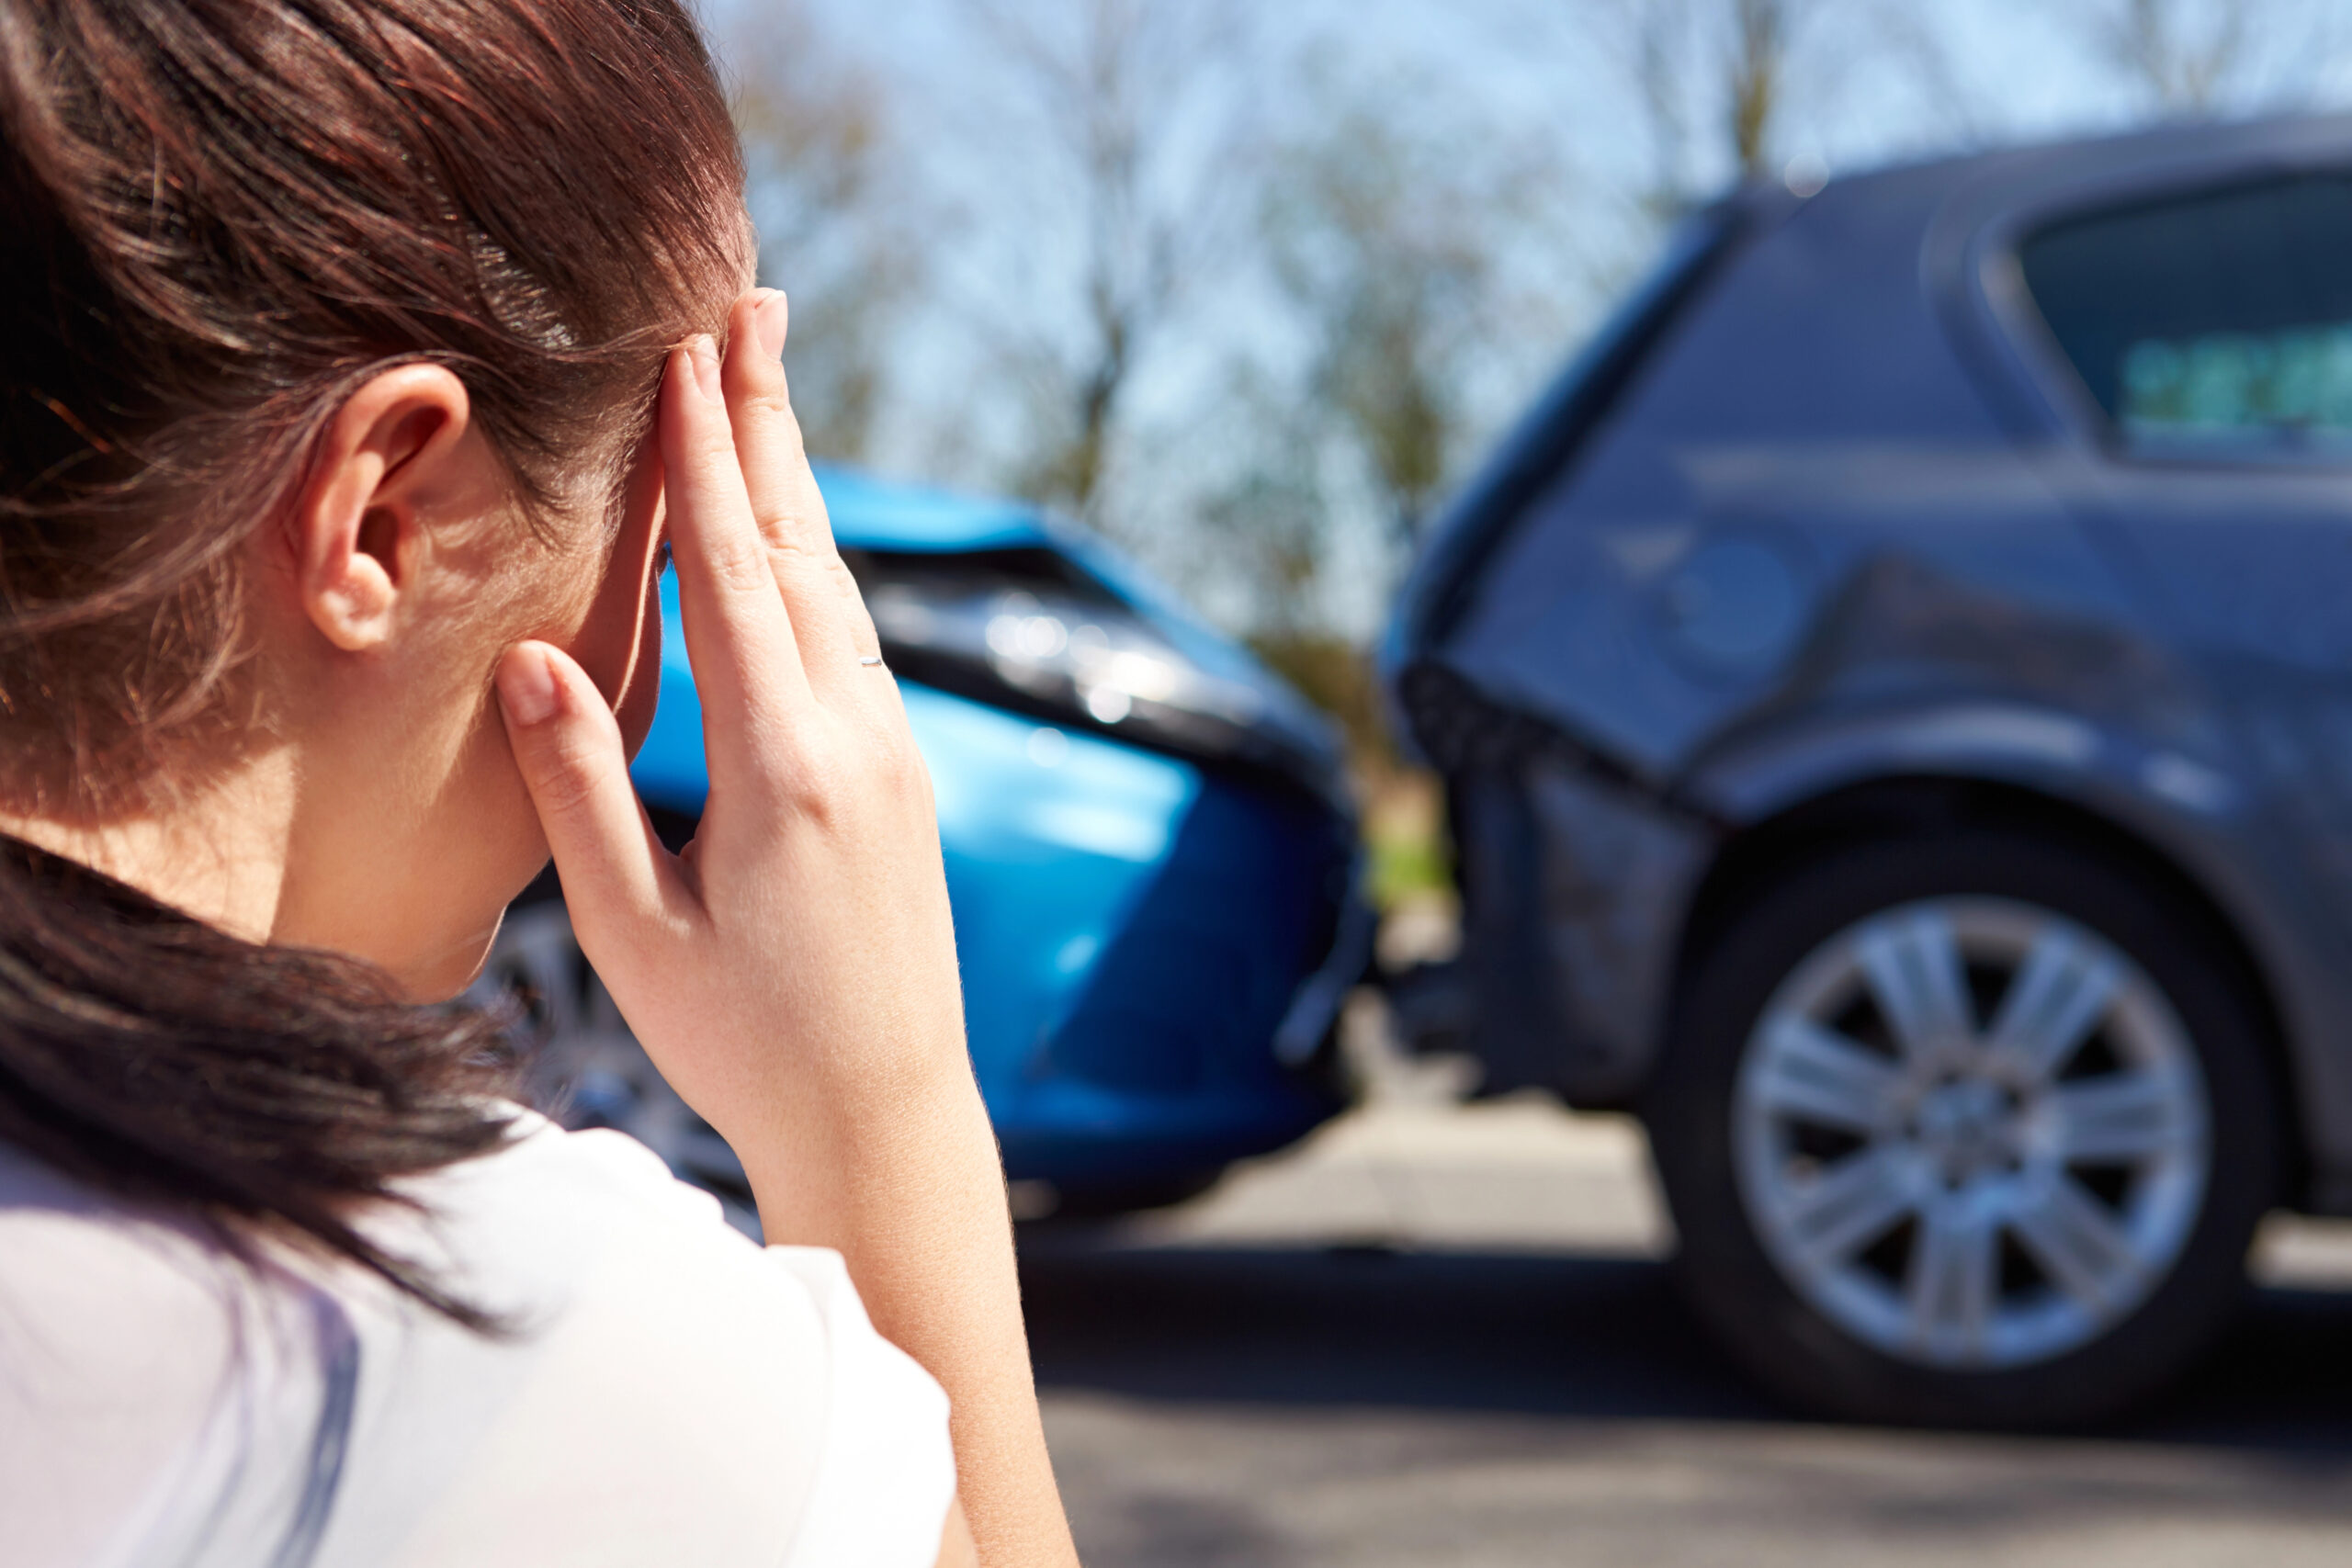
[0,1143,270,1567]
[0,1122,956,1568]
[340,1113,956,1568]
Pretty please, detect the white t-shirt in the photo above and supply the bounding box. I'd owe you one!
[0,1111,956,1568]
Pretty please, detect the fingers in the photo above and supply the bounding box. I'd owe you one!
[720,289,885,694]
[725,291,832,559]
[659,337,812,775]
[495,641,681,956]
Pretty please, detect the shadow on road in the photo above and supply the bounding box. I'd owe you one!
[1019,1236,2352,1452]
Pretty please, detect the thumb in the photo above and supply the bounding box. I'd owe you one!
[494,641,675,958]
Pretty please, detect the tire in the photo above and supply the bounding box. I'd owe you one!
[1645,829,2284,1427]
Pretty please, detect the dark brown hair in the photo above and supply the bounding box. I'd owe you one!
[0,0,745,1316]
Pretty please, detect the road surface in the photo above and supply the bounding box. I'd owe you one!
[1020,1045,2352,1566]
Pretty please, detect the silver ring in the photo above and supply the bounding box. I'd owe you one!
[858,655,885,667]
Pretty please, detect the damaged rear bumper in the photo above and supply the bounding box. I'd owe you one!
[1397,662,1713,1104]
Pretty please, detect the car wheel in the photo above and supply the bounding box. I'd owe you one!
[477,902,763,1237]
[1645,830,2283,1426]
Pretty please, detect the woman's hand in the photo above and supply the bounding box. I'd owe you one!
[495,291,961,1175]
[494,289,1078,1568]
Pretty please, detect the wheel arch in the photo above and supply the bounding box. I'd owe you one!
[1667,773,2310,1199]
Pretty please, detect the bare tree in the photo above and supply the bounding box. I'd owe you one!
[1724,0,1792,180]
[1585,0,1983,216]
[2066,0,2345,116]
[959,0,1250,522]
[725,4,922,464]
[1607,0,1807,212]
[1194,372,1329,639]
[1192,367,1401,769]
[1163,63,1577,672]
[1262,95,1540,548]
[2099,0,2244,110]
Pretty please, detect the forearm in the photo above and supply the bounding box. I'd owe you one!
[743,1066,1078,1568]
[509,308,1079,1563]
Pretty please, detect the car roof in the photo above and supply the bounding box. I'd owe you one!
[815,463,1052,553]
[1706,115,2352,438]
[1445,113,2352,511]
[1773,110,2352,238]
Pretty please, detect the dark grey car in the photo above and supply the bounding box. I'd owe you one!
[1385,115,2352,1424]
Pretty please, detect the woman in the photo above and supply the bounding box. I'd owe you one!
[0,3,1078,1565]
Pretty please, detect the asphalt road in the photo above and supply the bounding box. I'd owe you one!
[1018,1060,2352,1567]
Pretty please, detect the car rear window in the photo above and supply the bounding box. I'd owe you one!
[2020,172,2352,455]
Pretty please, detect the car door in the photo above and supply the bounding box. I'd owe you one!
[2018,172,2352,891]
[2009,164,2352,1139]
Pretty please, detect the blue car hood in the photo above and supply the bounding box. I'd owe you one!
[815,464,1297,696]
[816,465,1050,553]
[639,466,1345,809]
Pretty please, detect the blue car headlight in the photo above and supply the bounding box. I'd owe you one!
[845,546,1347,807]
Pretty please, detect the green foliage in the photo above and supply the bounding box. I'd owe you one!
[1247,632,1391,771]
[1367,805,1453,909]
[1247,631,1453,908]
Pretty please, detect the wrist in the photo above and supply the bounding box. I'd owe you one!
[733,1059,1001,1245]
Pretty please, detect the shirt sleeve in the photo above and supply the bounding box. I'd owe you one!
[763,1247,957,1568]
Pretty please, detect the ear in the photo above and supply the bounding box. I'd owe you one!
[290,365,473,652]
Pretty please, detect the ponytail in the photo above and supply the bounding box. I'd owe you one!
[0,836,521,1325]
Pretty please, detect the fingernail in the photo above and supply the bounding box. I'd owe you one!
[754,290,788,361]
[496,646,560,728]
[688,334,721,402]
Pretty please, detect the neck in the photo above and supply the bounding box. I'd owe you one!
[0,752,298,943]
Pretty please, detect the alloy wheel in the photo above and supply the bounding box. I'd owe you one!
[1731,897,2210,1371]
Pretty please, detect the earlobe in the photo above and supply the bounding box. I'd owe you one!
[313,553,395,652]
[291,365,473,653]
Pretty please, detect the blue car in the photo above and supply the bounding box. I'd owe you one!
[487,467,1365,1227]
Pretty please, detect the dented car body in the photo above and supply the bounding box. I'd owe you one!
[1388,116,2352,1418]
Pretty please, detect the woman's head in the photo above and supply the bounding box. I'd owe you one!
[0,0,754,1317]
[0,0,750,992]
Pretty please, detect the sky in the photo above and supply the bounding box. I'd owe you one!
[704,0,2352,637]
